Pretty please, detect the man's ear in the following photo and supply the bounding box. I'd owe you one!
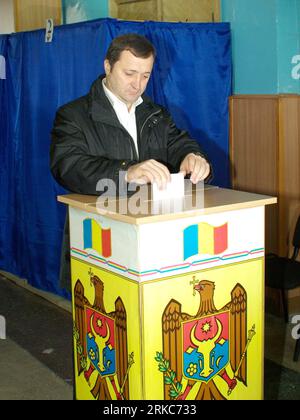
[104,59,111,75]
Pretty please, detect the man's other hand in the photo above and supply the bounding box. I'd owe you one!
[126,159,171,190]
[179,153,210,184]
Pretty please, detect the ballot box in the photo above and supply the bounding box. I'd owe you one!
[58,185,276,400]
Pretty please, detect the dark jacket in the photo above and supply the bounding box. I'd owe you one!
[50,76,208,195]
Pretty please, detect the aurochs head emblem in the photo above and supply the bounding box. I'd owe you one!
[182,312,229,382]
[86,308,116,377]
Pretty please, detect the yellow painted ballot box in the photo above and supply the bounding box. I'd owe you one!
[58,186,276,401]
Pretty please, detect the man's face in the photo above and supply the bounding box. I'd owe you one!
[104,50,154,109]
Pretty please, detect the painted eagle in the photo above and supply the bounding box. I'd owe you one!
[162,280,249,400]
[74,273,129,400]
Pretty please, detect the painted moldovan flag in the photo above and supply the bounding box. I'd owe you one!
[184,222,228,259]
[83,219,112,258]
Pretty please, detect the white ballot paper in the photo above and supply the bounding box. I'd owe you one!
[152,173,185,201]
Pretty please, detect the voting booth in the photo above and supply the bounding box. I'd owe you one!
[58,185,276,400]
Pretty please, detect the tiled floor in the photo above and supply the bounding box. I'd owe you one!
[0,338,73,400]
[0,276,299,400]
[265,313,300,374]
[0,276,73,400]
[264,312,300,400]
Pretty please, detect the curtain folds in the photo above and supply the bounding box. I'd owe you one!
[0,18,231,297]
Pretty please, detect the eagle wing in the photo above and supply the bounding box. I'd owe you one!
[74,279,91,376]
[222,283,247,385]
[109,297,129,399]
[162,299,191,400]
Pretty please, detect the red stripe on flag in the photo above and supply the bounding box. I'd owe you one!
[101,229,112,258]
[214,223,228,254]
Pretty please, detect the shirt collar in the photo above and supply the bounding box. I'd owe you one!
[102,78,143,113]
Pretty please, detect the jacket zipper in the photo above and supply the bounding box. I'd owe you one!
[125,109,162,161]
[140,110,161,138]
[106,109,162,161]
[116,126,136,161]
[137,110,161,161]
[127,131,137,160]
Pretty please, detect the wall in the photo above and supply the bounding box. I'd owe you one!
[0,0,15,34]
[62,0,109,24]
[221,0,300,94]
[277,0,300,93]
[221,0,278,94]
[14,0,61,32]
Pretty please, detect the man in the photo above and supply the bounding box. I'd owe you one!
[50,33,211,195]
[50,33,211,291]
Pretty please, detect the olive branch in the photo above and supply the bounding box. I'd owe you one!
[73,322,88,370]
[155,352,183,399]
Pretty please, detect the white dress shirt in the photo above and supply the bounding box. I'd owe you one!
[102,78,142,158]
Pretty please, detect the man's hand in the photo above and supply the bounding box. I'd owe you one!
[179,153,210,184]
[126,159,171,190]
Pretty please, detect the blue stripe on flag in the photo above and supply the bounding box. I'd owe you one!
[83,219,92,249]
[184,225,198,260]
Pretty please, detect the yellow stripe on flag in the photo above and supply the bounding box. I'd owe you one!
[92,219,102,255]
[198,222,214,254]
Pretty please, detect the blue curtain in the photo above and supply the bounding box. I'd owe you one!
[0,35,15,276]
[0,18,231,297]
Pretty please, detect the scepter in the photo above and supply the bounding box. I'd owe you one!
[228,324,256,396]
[120,352,135,399]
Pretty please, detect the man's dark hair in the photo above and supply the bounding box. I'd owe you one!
[105,33,156,68]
